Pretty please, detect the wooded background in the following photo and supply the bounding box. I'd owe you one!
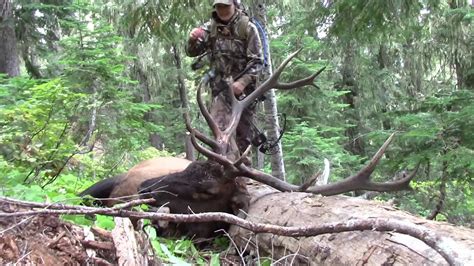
[0,0,473,254]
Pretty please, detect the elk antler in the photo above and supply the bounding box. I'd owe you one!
[236,133,418,195]
[186,49,417,195]
[191,48,325,155]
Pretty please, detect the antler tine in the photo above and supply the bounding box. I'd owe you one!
[305,133,400,195]
[189,130,234,168]
[241,48,304,108]
[221,92,245,143]
[306,162,419,196]
[197,83,222,140]
[276,66,326,90]
[233,144,252,167]
[184,112,220,151]
[363,163,419,192]
[354,132,396,179]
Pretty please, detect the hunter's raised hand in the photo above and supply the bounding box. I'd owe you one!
[190,27,205,41]
[231,81,246,98]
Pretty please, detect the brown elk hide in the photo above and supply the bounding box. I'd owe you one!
[109,157,192,205]
[80,157,191,206]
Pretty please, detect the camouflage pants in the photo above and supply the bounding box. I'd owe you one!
[210,92,256,161]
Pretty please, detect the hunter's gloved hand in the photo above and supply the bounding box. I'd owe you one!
[190,27,205,41]
[231,81,246,98]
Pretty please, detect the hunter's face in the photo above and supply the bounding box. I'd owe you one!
[215,4,235,22]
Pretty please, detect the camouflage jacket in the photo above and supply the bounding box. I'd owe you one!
[186,10,263,90]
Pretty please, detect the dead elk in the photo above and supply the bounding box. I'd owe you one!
[79,156,248,239]
[128,49,417,239]
[139,160,249,238]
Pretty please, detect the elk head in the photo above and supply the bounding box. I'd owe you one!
[138,160,240,238]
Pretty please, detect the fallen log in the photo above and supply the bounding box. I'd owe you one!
[229,185,474,265]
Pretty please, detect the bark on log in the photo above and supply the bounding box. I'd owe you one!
[229,184,474,265]
[111,218,161,266]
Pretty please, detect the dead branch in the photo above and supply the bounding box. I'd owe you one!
[90,226,112,239]
[0,196,462,265]
[0,196,155,211]
[81,240,114,250]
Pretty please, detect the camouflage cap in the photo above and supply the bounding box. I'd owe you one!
[213,0,233,6]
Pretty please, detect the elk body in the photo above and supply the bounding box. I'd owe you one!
[80,157,248,238]
[79,157,191,206]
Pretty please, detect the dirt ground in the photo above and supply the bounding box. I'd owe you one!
[0,202,117,265]
[0,201,248,265]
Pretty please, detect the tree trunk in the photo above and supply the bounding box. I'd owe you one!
[339,41,365,156]
[229,184,474,265]
[249,1,286,180]
[378,44,392,132]
[0,0,20,77]
[263,91,286,180]
[403,40,423,99]
[449,1,473,90]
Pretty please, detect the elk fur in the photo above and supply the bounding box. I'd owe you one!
[79,157,191,206]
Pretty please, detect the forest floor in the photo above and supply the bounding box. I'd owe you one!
[0,201,117,265]
[0,201,245,265]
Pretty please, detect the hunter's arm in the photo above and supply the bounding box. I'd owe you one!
[237,22,263,87]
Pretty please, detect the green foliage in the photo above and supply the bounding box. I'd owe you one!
[152,238,200,265]
[389,88,474,225]
[266,0,473,226]
[55,20,165,158]
[134,220,226,264]
[93,215,116,230]
[283,121,361,184]
[147,226,223,265]
[1,78,86,181]
[270,33,364,184]
[0,165,92,225]
[1,3,177,185]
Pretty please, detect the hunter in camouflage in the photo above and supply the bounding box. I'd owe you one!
[186,0,264,161]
